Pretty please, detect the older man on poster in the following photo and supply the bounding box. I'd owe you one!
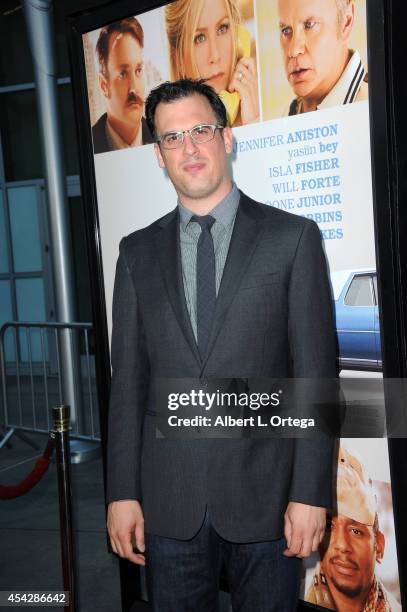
[278,0,368,115]
[306,446,401,611]
[92,17,154,154]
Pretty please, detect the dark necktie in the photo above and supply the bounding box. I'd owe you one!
[191,215,216,358]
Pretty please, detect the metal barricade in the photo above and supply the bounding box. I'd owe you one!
[0,322,100,449]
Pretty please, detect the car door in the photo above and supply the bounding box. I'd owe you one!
[337,273,377,366]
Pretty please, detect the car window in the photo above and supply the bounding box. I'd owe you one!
[344,275,374,306]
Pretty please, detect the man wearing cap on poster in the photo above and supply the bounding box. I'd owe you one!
[306,446,401,611]
[278,0,368,115]
[92,17,154,154]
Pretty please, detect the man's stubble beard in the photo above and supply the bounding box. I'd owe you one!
[176,171,225,202]
[329,574,364,599]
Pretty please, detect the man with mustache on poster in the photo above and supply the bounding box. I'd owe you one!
[92,17,154,154]
[306,446,401,611]
[278,0,368,115]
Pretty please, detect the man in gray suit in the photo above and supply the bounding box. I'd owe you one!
[106,79,337,611]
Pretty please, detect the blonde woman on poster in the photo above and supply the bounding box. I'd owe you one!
[165,0,260,126]
[277,0,368,115]
[306,446,401,611]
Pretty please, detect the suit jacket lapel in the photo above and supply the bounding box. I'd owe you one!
[155,209,201,366]
[201,194,266,372]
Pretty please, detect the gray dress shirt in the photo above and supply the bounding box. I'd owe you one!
[178,183,240,341]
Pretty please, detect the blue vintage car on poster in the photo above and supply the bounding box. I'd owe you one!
[330,269,382,371]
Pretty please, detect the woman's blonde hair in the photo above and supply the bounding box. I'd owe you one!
[165,0,241,83]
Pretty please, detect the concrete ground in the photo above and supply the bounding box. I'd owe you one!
[0,431,128,611]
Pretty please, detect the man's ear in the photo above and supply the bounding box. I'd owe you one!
[340,1,354,41]
[222,127,233,154]
[99,73,109,98]
[375,530,385,563]
[154,143,166,169]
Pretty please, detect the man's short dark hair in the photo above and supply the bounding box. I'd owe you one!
[96,17,144,78]
[145,79,228,140]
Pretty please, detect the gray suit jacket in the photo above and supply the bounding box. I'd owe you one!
[106,191,337,542]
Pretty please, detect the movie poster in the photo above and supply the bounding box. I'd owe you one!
[81,0,400,607]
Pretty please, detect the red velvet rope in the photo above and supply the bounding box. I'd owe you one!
[0,436,55,500]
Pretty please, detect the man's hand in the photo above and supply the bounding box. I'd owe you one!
[107,500,145,566]
[283,502,326,558]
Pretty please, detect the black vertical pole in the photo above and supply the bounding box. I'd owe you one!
[52,405,77,611]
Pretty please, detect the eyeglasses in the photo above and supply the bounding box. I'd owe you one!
[156,124,224,149]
